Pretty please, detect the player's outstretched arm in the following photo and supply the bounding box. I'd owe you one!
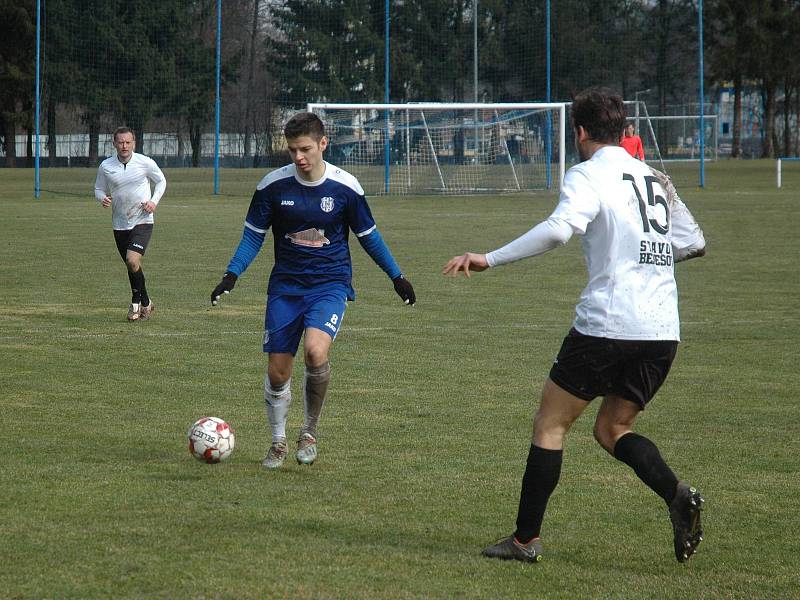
[444,218,571,278]
[210,272,238,305]
[442,252,489,277]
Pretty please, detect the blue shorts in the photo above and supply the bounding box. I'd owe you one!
[263,291,348,354]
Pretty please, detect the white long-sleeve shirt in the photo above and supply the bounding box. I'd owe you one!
[487,146,705,341]
[94,152,166,230]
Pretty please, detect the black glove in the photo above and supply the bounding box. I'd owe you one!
[211,272,238,305]
[392,275,416,306]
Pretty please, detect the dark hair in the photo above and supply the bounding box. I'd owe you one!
[284,113,325,141]
[113,126,135,141]
[570,88,626,144]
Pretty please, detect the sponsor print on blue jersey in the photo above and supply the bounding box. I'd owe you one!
[286,228,330,247]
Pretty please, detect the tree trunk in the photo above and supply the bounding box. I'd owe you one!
[47,95,57,165]
[243,0,260,162]
[190,122,202,167]
[783,82,792,158]
[3,116,17,167]
[26,126,33,168]
[132,124,144,156]
[88,116,99,164]
[796,93,800,156]
[177,126,185,166]
[732,73,742,158]
[260,76,276,167]
[761,81,775,158]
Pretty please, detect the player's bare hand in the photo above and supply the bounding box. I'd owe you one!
[142,200,157,214]
[102,196,112,208]
[442,252,488,277]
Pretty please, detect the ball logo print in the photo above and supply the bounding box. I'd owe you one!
[188,417,235,463]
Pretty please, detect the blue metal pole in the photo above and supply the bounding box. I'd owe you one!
[214,0,221,195]
[545,0,552,189]
[384,0,390,194]
[698,0,705,188]
[35,0,41,198]
[546,0,551,107]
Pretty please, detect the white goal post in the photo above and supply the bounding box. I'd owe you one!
[307,102,567,195]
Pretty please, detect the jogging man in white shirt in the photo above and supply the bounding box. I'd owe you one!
[94,126,166,321]
[443,88,707,564]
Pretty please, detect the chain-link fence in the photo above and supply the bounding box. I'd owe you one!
[5,1,796,193]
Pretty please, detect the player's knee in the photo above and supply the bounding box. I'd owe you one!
[303,345,329,368]
[593,421,623,453]
[593,422,610,450]
[532,414,567,446]
[267,366,291,387]
[126,256,141,272]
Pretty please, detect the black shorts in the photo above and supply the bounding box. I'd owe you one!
[114,224,153,259]
[548,328,678,409]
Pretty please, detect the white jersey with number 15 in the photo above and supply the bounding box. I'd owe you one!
[551,146,704,342]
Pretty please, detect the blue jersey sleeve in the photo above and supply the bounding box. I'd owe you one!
[357,228,402,279]
[345,190,377,237]
[224,188,273,276]
[244,187,273,233]
[226,226,266,276]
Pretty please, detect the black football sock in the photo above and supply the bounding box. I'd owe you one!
[514,445,563,544]
[128,269,145,304]
[613,432,679,506]
[138,270,149,306]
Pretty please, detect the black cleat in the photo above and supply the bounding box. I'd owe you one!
[482,535,543,563]
[669,482,704,562]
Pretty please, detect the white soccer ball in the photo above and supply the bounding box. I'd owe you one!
[188,417,235,463]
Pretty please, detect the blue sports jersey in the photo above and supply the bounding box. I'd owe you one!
[227,161,400,300]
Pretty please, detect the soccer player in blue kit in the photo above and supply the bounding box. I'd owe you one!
[210,112,415,469]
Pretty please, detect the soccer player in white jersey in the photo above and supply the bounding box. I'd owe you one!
[443,88,707,564]
[210,112,415,469]
[94,126,166,321]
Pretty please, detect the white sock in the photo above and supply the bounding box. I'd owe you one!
[265,376,291,442]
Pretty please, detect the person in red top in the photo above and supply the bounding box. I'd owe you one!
[620,122,645,160]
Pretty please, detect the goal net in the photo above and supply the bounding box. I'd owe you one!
[307,103,566,195]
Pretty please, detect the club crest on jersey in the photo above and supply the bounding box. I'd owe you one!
[320,196,335,213]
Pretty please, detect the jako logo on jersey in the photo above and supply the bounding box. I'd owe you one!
[320,197,334,212]
[324,321,337,333]
[281,200,295,206]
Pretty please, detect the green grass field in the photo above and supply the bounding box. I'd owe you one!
[1,162,799,598]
